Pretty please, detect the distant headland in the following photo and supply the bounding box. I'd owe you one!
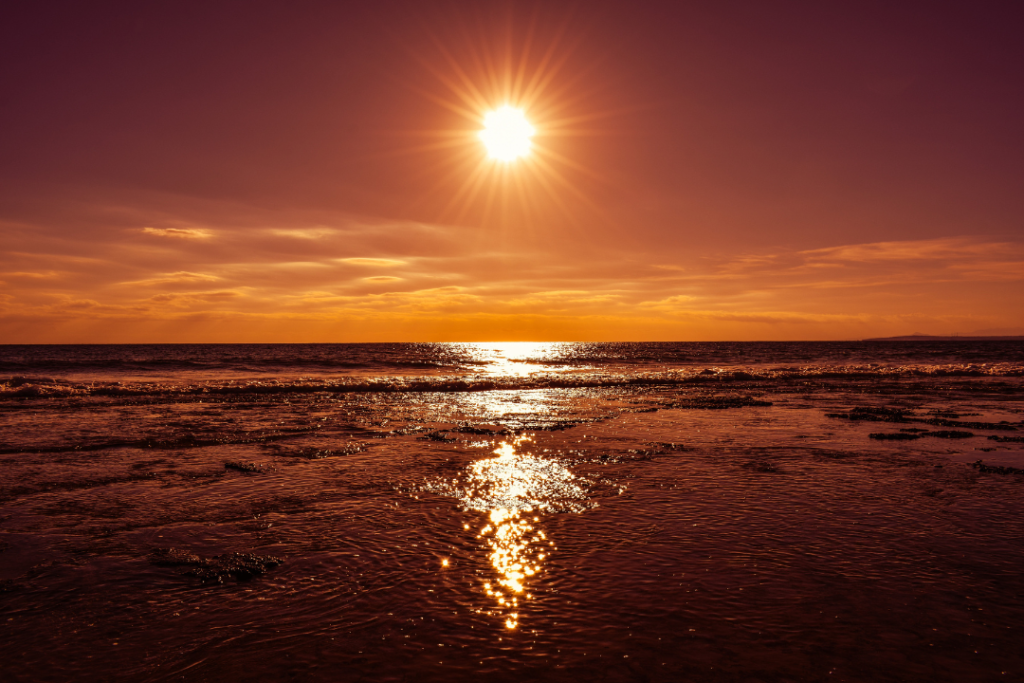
[863,334,1024,341]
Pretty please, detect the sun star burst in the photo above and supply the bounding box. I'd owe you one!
[479,106,535,162]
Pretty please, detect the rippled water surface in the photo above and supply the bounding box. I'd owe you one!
[1,342,1023,682]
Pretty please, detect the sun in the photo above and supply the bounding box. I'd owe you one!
[479,106,535,162]
[394,9,619,229]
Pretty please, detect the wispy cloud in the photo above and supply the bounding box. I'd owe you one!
[0,270,61,279]
[268,227,339,240]
[799,237,1021,264]
[638,295,697,309]
[340,258,407,267]
[3,191,1022,341]
[124,272,221,287]
[141,227,211,239]
[46,296,151,314]
[146,290,244,307]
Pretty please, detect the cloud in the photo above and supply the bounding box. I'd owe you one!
[946,260,1024,282]
[57,298,101,310]
[638,295,697,309]
[46,296,150,314]
[2,185,1021,341]
[646,237,1024,290]
[798,237,1022,264]
[146,290,244,307]
[368,286,482,311]
[141,227,211,239]
[268,227,339,240]
[674,310,867,324]
[340,258,407,267]
[124,271,221,286]
[505,290,626,308]
[0,270,61,279]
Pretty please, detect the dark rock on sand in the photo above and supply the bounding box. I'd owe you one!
[813,449,859,460]
[664,396,772,410]
[451,423,511,436]
[224,460,263,473]
[516,421,577,431]
[988,435,1024,443]
[368,425,424,438]
[832,408,1013,433]
[419,431,457,443]
[923,418,1016,431]
[828,407,912,423]
[869,432,922,440]
[969,460,1024,476]
[265,442,369,459]
[646,441,690,451]
[151,547,284,583]
[742,460,779,472]
[926,430,975,439]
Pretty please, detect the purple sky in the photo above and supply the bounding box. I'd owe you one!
[1,0,1021,341]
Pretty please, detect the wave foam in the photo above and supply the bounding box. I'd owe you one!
[1,363,1022,400]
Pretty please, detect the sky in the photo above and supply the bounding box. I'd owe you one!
[1,0,1022,342]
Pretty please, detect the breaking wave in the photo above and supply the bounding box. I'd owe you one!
[2,363,1022,399]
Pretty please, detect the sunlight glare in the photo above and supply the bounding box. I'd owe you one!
[479,106,535,161]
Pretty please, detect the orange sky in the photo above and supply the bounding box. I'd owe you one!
[1,1,1022,342]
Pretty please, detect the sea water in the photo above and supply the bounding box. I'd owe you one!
[1,342,1023,681]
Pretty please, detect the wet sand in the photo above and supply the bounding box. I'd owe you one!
[2,373,1023,681]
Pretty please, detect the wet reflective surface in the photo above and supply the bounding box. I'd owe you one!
[427,436,587,629]
[1,343,1024,681]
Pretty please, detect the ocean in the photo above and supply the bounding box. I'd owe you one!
[1,342,1023,681]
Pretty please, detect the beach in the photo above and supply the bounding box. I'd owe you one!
[2,342,1023,681]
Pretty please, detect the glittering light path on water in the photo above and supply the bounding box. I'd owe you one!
[480,507,550,629]
[424,436,595,628]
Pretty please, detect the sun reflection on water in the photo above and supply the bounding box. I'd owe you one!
[460,437,592,515]
[441,342,598,423]
[460,342,575,377]
[479,506,549,629]
[421,435,596,628]
[457,436,590,628]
